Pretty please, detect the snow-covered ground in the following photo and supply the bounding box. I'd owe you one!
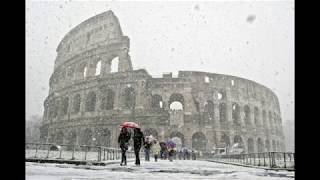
[26,160,294,180]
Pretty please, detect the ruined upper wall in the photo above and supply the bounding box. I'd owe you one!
[54,10,126,68]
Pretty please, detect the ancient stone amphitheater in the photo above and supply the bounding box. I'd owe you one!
[40,11,285,153]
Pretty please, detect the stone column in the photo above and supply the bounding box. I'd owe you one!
[213,102,220,129]
[118,49,132,72]
[113,84,121,110]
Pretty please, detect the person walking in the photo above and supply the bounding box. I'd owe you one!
[151,139,161,162]
[118,127,131,166]
[133,128,145,166]
[144,136,152,161]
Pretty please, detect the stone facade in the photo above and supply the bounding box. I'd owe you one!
[40,11,285,153]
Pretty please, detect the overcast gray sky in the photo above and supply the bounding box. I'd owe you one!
[26,0,294,123]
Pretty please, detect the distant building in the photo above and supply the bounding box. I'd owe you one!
[39,11,285,153]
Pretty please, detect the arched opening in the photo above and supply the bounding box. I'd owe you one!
[61,97,69,115]
[95,60,101,76]
[72,94,81,114]
[265,140,270,152]
[170,131,185,148]
[204,100,214,122]
[124,87,135,109]
[144,128,158,139]
[257,138,264,152]
[110,57,119,73]
[170,102,183,110]
[247,138,254,153]
[254,107,260,126]
[151,94,163,109]
[81,128,93,146]
[244,105,251,126]
[55,131,64,145]
[85,92,96,112]
[83,66,88,78]
[219,103,227,123]
[192,132,207,152]
[232,103,240,126]
[233,135,244,148]
[169,93,184,110]
[220,134,230,148]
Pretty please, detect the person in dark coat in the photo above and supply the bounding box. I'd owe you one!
[118,127,131,166]
[144,136,152,161]
[133,128,145,165]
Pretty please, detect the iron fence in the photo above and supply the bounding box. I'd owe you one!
[210,152,294,170]
[25,143,135,162]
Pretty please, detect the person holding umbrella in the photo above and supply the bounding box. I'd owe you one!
[133,127,145,166]
[118,127,131,166]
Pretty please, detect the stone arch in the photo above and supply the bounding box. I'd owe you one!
[233,135,244,148]
[77,63,87,79]
[192,132,207,152]
[144,128,158,139]
[265,139,271,152]
[254,107,260,126]
[81,128,93,146]
[72,94,81,113]
[257,138,264,152]
[219,103,227,123]
[124,87,135,109]
[232,103,240,126]
[151,94,163,109]
[85,91,96,112]
[170,131,185,147]
[61,97,69,115]
[55,131,64,145]
[169,93,184,110]
[100,88,115,110]
[244,105,251,126]
[247,138,254,153]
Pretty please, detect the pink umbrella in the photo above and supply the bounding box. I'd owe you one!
[121,121,140,128]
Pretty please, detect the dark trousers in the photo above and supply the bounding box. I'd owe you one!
[145,149,150,161]
[134,146,141,165]
[154,154,158,162]
[121,149,127,165]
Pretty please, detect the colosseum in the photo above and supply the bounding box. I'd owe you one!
[40,10,285,154]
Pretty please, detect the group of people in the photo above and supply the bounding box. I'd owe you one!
[118,127,162,166]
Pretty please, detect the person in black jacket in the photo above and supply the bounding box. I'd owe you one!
[133,128,145,165]
[118,127,131,166]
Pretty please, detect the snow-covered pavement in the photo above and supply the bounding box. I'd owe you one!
[26,160,294,180]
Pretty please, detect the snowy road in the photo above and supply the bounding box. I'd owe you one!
[26,160,294,180]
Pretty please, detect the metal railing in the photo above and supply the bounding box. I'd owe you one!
[25,143,135,162]
[210,152,294,170]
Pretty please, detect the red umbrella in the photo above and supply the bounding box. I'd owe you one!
[121,121,140,128]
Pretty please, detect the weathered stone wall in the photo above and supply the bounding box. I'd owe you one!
[40,10,285,153]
